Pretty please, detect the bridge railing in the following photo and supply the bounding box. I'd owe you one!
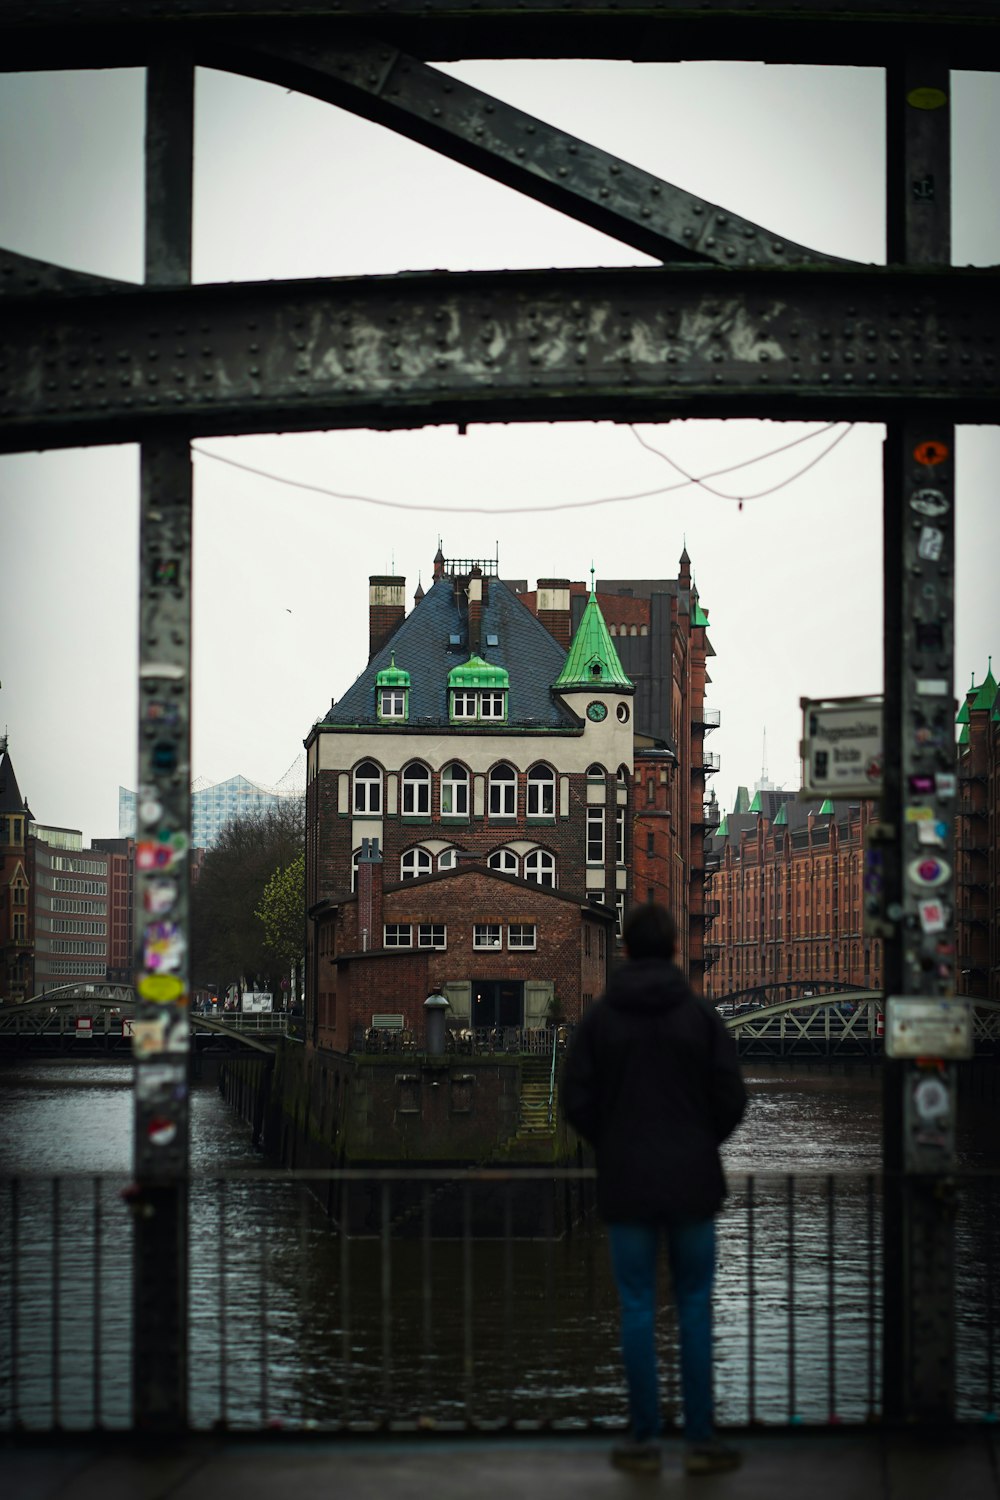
[1,1168,997,1434]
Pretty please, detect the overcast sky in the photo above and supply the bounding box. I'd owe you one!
[1,56,997,842]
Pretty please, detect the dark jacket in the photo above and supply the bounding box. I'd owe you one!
[561,958,746,1224]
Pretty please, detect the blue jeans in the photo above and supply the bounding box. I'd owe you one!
[607,1219,716,1444]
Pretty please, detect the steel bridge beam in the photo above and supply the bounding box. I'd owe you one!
[211,30,844,270]
[2,3,1000,73]
[3,263,999,453]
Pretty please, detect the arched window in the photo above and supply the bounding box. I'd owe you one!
[588,763,605,778]
[617,764,630,784]
[351,848,361,891]
[438,848,457,871]
[526,764,555,817]
[353,760,382,814]
[440,762,469,818]
[488,848,519,876]
[489,762,517,818]
[525,848,556,888]
[401,761,431,816]
[400,847,433,881]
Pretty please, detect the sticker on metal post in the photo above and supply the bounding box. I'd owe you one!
[913,441,950,467]
[907,854,951,888]
[918,899,947,934]
[910,488,949,517]
[917,527,945,562]
[885,997,971,1060]
[907,87,948,111]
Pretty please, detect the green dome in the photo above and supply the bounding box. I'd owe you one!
[375,653,410,688]
[448,655,509,690]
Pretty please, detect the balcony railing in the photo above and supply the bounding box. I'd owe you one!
[692,751,722,775]
[694,709,722,731]
[2,1169,998,1433]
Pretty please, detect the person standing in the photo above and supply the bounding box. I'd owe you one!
[562,903,746,1477]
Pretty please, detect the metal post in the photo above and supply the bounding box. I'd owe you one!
[131,52,194,1431]
[882,50,958,1424]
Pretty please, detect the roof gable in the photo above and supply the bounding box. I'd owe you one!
[324,576,577,731]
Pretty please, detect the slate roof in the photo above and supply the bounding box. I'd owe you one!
[325,576,580,731]
[0,749,31,819]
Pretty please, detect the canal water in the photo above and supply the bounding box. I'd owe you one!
[0,1059,995,1431]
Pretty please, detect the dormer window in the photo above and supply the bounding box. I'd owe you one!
[448,656,509,724]
[375,653,410,722]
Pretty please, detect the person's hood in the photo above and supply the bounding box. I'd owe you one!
[603,958,691,1014]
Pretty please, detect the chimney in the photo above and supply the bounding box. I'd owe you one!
[433,546,446,582]
[468,565,483,655]
[536,578,572,648]
[369,576,406,662]
[356,837,384,952]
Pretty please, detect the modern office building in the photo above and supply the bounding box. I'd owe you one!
[119,765,304,849]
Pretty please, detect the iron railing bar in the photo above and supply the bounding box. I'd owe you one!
[827,1174,836,1423]
[381,1180,392,1415]
[218,1178,227,1425]
[503,1180,513,1424]
[52,1176,61,1429]
[340,1180,351,1425]
[298,1182,309,1430]
[988,1177,996,1418]
[543,1185,554,1428]
[462,1180,473,1425]
[11,1178,19,1429]
[93,1176,102,1429]
[747,1174,756,1425]
[259,1189,269,1422]
[867,1173,876,1421]
[787,1173,796,1424]
[421,1181,432,1418]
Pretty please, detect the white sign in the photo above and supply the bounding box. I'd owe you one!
[800,696,884,797]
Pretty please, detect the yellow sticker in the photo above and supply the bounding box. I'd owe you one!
[138,973,186,1004]
[907,87,947,111]
[905,806,935,822]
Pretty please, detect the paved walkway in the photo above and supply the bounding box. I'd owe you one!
[3,1430,999,1500]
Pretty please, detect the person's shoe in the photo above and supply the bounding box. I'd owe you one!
[684,1439,742,1476]
[610,1439,662,1475]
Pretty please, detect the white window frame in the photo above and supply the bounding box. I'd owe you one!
[451,690,478,719]
[507,923,537,951]
[438,848,458,871]
[479,690,506,719]
[616,895,625,938]
[417,923,447,949]
[587,808,605,865]
[379,687,406,718]
[489,763,517,818]
[488,849,519,876]
[384,924,413,948]
[473,923,503,950]
[525,849,556,888]
[401,761,431,816]
[354,760,382,815]
[400,848,433,881]
[527,764,556,817]
[440,763,469,817]
[616,806,626,865]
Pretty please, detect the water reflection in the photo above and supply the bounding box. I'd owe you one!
[0,1060,996,1430]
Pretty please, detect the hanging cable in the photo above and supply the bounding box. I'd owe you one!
[629,422,854,502]
[191,420,852,516]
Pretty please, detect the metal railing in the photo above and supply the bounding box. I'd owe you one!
[357,1026,567,1057]
[2,1169,997,1434]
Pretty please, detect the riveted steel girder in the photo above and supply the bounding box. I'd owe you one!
[214,31,847,270]
[2,264,998,452]
[2,3,1000,72]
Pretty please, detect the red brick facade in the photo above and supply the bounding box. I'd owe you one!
[704,800,884,998]
[956,676,999,1000]
[314,861,612,1053]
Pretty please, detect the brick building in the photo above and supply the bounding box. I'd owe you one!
[304,553,633,1050]
[956,660,999,1000]
[703,791,884,999]
[0,744,33,1004]
[313,839,612,1053]
[30,829,113,993]
[518,550,719,989]
[92,836,137,984]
